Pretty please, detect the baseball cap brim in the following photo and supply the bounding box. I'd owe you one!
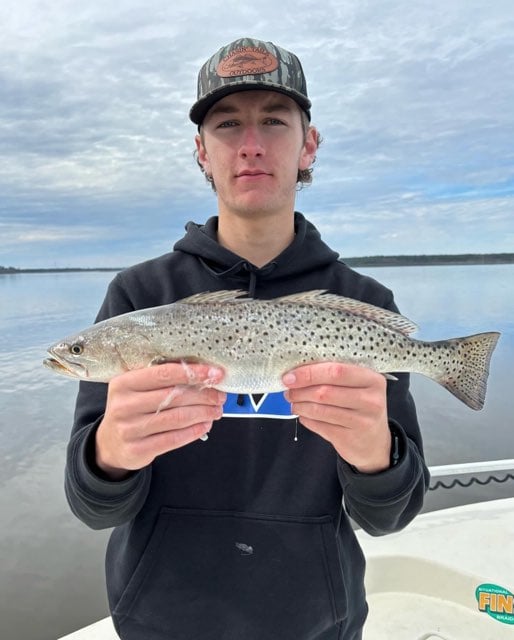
[189,38,312,125]
[190,82,311,125]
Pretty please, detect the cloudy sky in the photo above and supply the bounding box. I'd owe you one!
[1,0,513,268]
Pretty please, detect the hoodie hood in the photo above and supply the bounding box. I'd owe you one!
[173,213,339,296]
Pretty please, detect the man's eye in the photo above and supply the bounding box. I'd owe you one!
[218,120,238,128]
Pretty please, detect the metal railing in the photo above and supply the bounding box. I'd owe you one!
[428,459,514,491]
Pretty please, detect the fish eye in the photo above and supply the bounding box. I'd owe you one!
[70,343,84,356]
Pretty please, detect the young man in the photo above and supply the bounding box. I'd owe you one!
[65,38,429,640]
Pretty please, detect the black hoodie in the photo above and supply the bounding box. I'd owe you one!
[65,213,429,640]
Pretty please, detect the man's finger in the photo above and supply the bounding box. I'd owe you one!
[112,362,225,392]
[141,386,226,414]
[283,362,380,389]
[136,403,223,438]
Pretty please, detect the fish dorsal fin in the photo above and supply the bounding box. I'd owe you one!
[177,290,248,305]
[177,289,417,336]
[273,290,418,335]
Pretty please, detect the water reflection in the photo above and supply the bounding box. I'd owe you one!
[360,265,513,338]
[0,266,512,640]
[357,266,513,467]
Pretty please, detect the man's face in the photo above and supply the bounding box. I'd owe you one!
[196,90,317,219]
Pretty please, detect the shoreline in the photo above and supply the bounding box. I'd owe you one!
[344,253,514,268]
[0,267,122,274]
[1,253,514,274]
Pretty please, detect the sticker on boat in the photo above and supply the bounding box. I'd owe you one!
[476,583,514,624]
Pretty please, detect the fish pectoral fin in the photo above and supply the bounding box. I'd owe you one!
[148,356,219,388]
[149,355,205,366]
[149,356,176,366]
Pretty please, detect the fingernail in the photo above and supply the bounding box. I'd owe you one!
[199,423,211,442]
[283,372,296,386]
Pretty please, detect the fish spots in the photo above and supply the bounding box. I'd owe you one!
[46,291,497,408]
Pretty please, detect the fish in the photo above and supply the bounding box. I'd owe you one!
[43,289,500,410]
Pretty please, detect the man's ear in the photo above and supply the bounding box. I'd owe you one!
[299,126,319,171]
[195,134,211,175]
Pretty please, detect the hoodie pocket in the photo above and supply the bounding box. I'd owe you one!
[113,508,347,640]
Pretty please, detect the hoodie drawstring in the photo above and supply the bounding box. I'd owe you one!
[242,261,277,298]
[248,269,258,298]
[198,257,278,299]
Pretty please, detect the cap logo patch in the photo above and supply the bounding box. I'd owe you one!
[217,46,279,78]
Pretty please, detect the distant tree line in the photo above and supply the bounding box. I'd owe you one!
[344,253,514,267]
[1,253,513,274]
[0,266,121,274]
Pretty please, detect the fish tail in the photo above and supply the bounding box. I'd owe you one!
[437,332,500,410]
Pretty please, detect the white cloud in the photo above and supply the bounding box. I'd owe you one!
[0,0,513,266]
[0,221,107,245]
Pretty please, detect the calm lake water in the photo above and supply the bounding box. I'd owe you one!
[1,265,513,640]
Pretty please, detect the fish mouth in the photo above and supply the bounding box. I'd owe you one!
[43,351,87,378]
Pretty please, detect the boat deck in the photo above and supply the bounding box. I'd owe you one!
[357,497,514,640]
[58,497,514,640]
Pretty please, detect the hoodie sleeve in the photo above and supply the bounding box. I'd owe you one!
[337,374,430,536]
[64,275,152,530]
[336,280,430,536]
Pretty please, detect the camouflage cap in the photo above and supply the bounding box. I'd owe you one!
[189,37,311,125]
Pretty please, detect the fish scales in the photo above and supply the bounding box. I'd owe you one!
[44,290,500,410]
[140,298,406,391]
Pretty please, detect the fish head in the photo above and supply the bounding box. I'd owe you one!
[44,337,89,379]
[44,323,142,382]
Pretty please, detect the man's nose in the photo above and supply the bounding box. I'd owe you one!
[238,126,265,158]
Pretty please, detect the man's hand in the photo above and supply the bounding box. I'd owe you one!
[283,362,392,474]
[95,364,226,480]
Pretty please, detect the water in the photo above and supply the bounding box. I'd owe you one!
[0,273,114,640]
[1,266,513,640]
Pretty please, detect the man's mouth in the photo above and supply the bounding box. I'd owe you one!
[236,170,270,178]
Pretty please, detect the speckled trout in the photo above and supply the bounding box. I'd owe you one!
[44,290,500,410]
